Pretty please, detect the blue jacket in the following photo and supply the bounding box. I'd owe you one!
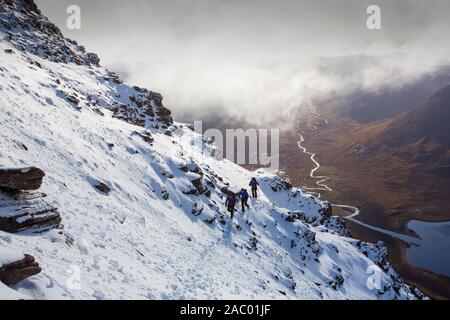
[239,190,249,201]
[249,179,259,189]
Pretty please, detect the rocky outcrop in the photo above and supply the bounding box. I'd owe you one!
[1,0,173,131]
[0,166,62,233]
[263,176,293,192]
[1,0,40,15]
[132,130,154,145]
[285,209,349,237]
[319,201,333,217]
[356,241,428,300]
[180,161,212,197]
[111,89,173,129]
[328,266,345,290]
[0,254,41,285]
[294,228,321,262]
[0,167,45,191]
[0,0,99,66]
[0,190,61,233]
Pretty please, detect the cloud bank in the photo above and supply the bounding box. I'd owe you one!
[36,0,450,123]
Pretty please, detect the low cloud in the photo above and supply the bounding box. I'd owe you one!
[36,0,450,124]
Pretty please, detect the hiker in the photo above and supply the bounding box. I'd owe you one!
[225,193,237,219]
[249,178,259,198]
[238,189,250,212]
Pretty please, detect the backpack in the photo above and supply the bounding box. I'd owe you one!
[227,195,236,206]
[240,191,249,200]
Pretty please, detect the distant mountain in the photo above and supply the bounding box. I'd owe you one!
[367,85,450,178]
[381,85,450,147]
[335,69,450,123]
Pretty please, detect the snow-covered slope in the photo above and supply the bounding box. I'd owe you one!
[0,0,426,300]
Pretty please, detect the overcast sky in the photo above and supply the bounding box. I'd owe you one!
[35,0,450,122]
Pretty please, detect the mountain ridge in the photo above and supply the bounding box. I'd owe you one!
[353,85,450,179]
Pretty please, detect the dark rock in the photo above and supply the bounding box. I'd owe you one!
[0,190,62,233]
[329,272,345,290]
[161,189,170,200]
[22,0,42,14]
[179,162,203,175]
[183,188,198,196]
[0,0,109,67]
[220,186,232,196]
[205,179,215,188]
[95,183,111,194]
[191,203,203,216]
[132,130,154,145]
[155,102,173,127]
[249,237,258,251]
[0,167,45,191]
[86,52,100,66]
[66,94,80,106]
[188,177,210,197]
[319,202,333,217]
[269,178,293,192]
[188,163,203,176]
[285,211,304,223]
[204,217,216,225]
[179,166,189,173]
[191,177,203,191]
[111,90,172,129]
[0,254,41,285]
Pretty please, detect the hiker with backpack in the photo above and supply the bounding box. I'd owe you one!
[238,189,250,212]
[225,193,237,219]
[249,178,259,198]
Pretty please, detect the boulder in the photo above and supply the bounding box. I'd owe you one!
[86,52,100,66]
[191,202,203,216]
[0,167,45,191]
[132,130,154,145]
[95,183,111,194]
[319,202,333,217]
[188,177,210,197]
[0,190,62,233]
[0,254,41,285]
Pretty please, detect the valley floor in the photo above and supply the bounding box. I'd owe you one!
[278,112,450,299]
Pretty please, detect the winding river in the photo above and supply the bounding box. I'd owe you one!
[297,118,450,278]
